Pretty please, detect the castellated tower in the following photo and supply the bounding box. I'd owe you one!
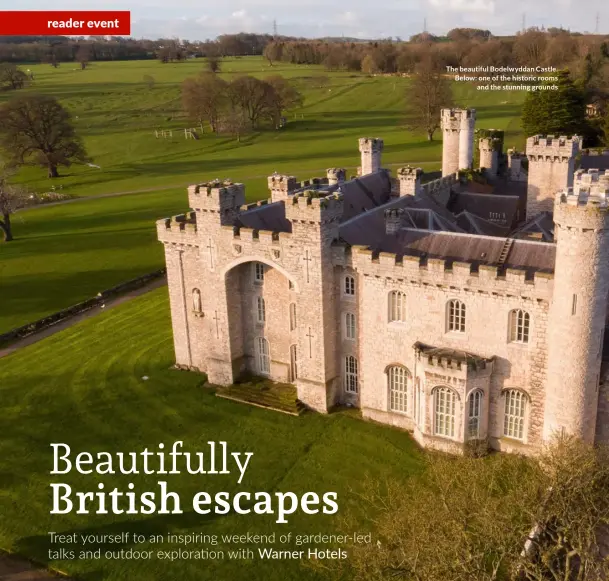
[441,108,476,176]
[544,170,609,443]
[358,138,383,175]
[327,167,346,186]
[188,180,245,228]
[268,174,298,203]
[396,166,423,197]
[478,137,500,177]
[525,135,580,219]
[284,193,344,411]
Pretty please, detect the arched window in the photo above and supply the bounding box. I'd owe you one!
[289,345,298,382]
[256,337,270,375]
[192,288,202,313]
[345,312,356,340]
[289,303,297,331]
[468,390,483,439]
[503,390,526,440]
[388,366,409,413]
[434,386,456,438]
[388,291,406,322]
[256,296,266,324]
[447,299,466,333]
[344,356,358,394]
[253,262,265,284]
[344,275,355,296]
[509,309,530,344]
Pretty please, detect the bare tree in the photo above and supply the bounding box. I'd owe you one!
[0,94,88,178]
[207,56,221,73]
[264,75,303,128]
[318,437,609,581]
[263,42,283,66]
[181,73,227,133]
[405,58,454,141]
[228,76,275,129]
[0,163,28,242]
[76,44,92,70]
[0,63,28,90]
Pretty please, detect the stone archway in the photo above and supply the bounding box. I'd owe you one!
[224,259,296,382]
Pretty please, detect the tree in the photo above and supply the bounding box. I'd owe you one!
[603,110,609,146]
[320,437,609,581]
[181,73,227,133]
[0,162,28,242]
[264,75,303,127]
[405,58,454,140]
[0,63,28,90]
[522,70,587,136]
[76,44,91,69]
[0,94,88,178]
[263,42,283,66]
[228,76,275,129]
[207,56,221,73]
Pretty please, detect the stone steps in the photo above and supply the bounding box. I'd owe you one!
[215,382,305,416]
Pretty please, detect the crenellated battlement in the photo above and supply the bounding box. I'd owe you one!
[188,179,245,217]
[268,174,298,191]
[240,199,271,212]
[358,137,384,153]
[327,167,346,185]
[157,212,198,245]
[441,108,476,131]
[285,191,344,224]
[351,245,553,294]
[479,137,502,151]
[526,135,581,161]
[397,166,424,179]
[573,169,609,196]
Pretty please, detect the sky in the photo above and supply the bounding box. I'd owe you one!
[8,0,608,40]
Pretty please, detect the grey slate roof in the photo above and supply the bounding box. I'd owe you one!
[236,202,292,233]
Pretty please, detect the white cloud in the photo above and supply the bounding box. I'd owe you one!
[231,10,247,18]
[428,0,495,13]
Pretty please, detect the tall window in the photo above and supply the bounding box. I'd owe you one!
[468,390,483,439]
[256,296,266,324]
[388,291,406,322]
[414,378,423,426]
[256,337,270,375]
[447,299,466,333]
[388,366,408,413]
[289,303,297,331]
[344,275,355,296]
[289,345,298,382]
[434,386,456,438]
[344,356,358,394]
[504,390,526,440]
[509,309,530,344]
[345,312,356,340]
[254,262,264,284]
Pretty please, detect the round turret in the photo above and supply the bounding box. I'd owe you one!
[544,175,609,443]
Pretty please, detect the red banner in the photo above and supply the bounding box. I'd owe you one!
[0,11,131,35]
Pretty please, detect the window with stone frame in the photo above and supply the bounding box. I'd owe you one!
[289,303,297,331]
[344,275,355,296]
[508,309,530,344]
[256,337,270,375]
[434,386,456,438]
[289,344,298,381]
[388,291,407,322]
[344,356,358,393]
[468,390,483,439]
[388,366,409,413]
[256,296,266,324]
[345,312,356,340]
[503,389,526,440]
[447,299,466,333]
[253,262,265,284]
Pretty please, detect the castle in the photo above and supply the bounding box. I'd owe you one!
[157,108,609,455]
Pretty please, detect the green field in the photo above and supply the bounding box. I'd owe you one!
[0,287,422,581]
[0,57,526,333]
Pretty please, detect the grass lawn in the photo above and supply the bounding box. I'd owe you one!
[0,57,527,334]
[0,287,423,581]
